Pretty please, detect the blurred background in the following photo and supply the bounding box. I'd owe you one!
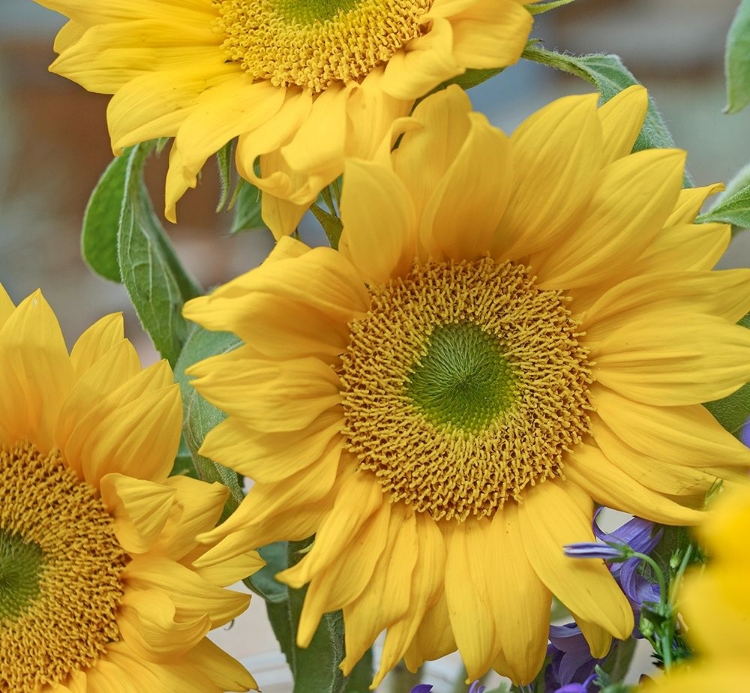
[1,0,749,690]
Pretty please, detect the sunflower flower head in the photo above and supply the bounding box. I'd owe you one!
[0,286,260,692]
[184,85,750,686]
[36,0,534,236]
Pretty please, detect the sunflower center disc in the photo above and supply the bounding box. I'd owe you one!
[214,0,432,91]
[340,259,594,522]
[0,442,127,692]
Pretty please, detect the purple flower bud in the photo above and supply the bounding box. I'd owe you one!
[410,686,433,693]
[563,541,626,560]
[555,673,596,692]
[468,683,486,693]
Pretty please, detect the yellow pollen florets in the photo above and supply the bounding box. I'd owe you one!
[340,259,594,522]
[214,0,432,92]
[0,443,126,692]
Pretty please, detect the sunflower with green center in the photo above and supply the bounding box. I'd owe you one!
[34,0,534,237]
[0,286,260,692]
[184,85,750,685]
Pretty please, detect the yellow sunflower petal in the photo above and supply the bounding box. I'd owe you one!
[295,500,391,647]
[201,411,341,483]
[188,638,258,693]
[591,313,750,406]
[124,557,249,628]
[0,283,15,328]
[664,183,724,226]
[594,386,750,468]
[582,269,750,342]
[0,290,75,451]
[591,416,719,500]
[494,93,602,259]
[188,356,341,433]
[100,473,176,554]
[518,481,634,640]
[118,588,211,659]
[340,505,418,674]
[444,519,499,679]
[374,512,445,687]
[279,471,385,588]
[0,345,28,446]
[191,549,265,589]
[380,17,462,101]
[403,589,457,671]
[533,149,686,289]
[53,19,86,53]
[69,312,128,376]
[629,222,730,275]
[693,484,750,559]
[340,158,418,284]
[643,663,750,693]
[489,503,552,684]
[149,476,228,561]
[598,85,648,165]
[450,0,532,69]
[422,112,512,261]
[574,616,613,659]
[564,444,704,525]
[392,84,473,224]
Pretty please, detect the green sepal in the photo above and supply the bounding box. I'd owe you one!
[117,141,203,365]
[231,179,268,234]
[245,541,289,604]
[173,324,245,520]
[521,47,687,178]
[265,539,372,693]
[216,140,234,212]
[527,0,575,15]
[697,173,750,233]
[311,203,344,250]
[705,312,750,436]
[725,0,750,114]
[81,152,130,282]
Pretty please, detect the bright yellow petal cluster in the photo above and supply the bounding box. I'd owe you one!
[0,287,260,693]
[35,0,534,236]
[183,86,750,686]
[642,484,750,691]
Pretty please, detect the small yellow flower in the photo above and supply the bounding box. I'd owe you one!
[0,287,261,692]
[34,0,534,236]
[642,484,750,692]
[184,86,750,686]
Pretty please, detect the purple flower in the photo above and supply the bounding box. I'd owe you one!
[545,623,602,690]
[410,686,434,693]
[594,513,662,624]
[468,684,486,693]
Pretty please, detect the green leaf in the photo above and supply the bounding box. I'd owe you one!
[726,0,750,114]
[81,153,130,282]
[705,312,750,436]
[173,324,245,518]
[528,0,575,15]
[266,540,351,693]
[117,142,202,365]
[599,636,637,682]
[441,67,505,91]
[697,177,750,232]
[216,141,234,212]
[170,436,199,479]
[231,179,267,234]
[245,541,290,604]
[342,650,373,693]
[311,203,343,250]
[522,47,681,156]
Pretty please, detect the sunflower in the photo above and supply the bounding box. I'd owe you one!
[183,85,750,686]
[642,484,750,692]
[0,287,260,692]
[35,0,534,237]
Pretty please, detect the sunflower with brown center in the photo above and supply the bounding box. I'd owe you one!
[34,0,535,236]
[184,85,750,685]
[0,287,260,692]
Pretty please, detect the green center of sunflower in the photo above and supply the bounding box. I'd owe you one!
[407,323,516,433]
[214,0,432,92]
[0,530,45,621]
[340,258,594,522]
[0,442,127,693]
